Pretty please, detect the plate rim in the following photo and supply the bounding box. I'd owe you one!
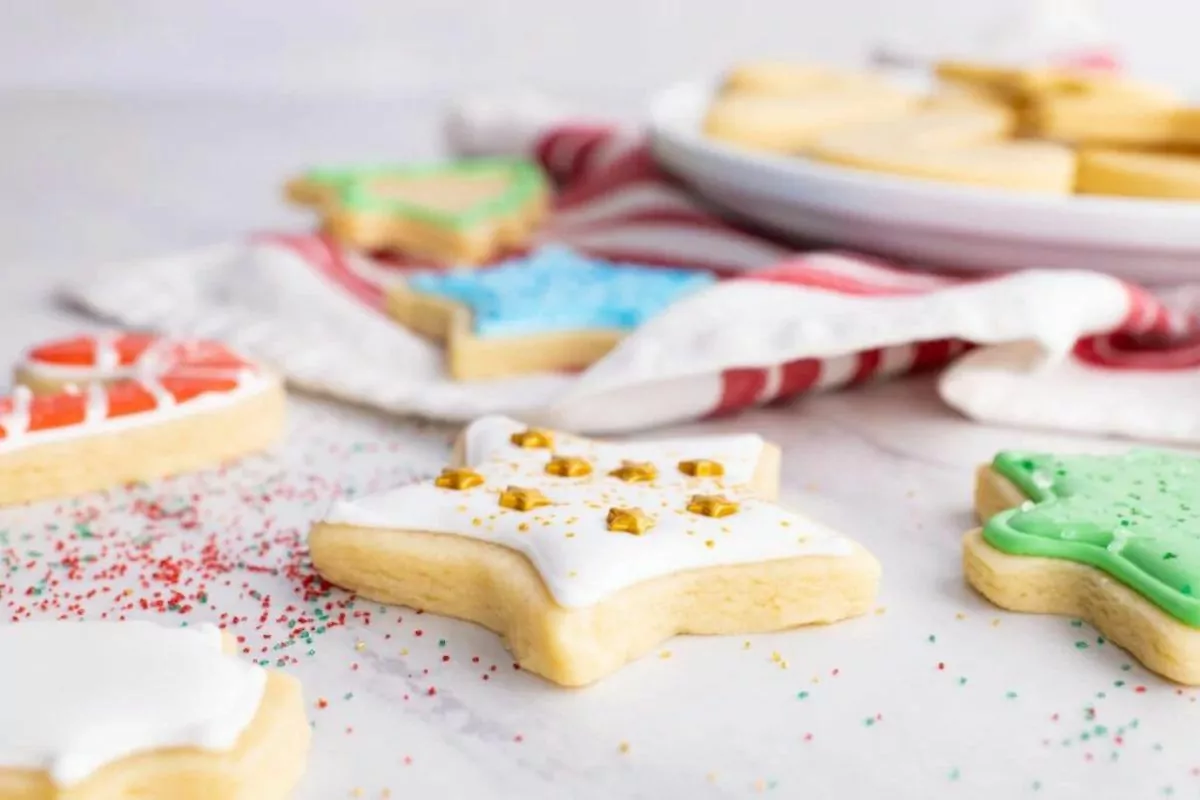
[647,81,1200,240]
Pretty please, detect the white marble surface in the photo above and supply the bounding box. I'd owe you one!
[3,92,1200,799]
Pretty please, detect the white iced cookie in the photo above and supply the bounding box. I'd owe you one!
[0,621,309,799]
[310,415,880,686]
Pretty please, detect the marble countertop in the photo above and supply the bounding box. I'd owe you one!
[2,92,1198,799]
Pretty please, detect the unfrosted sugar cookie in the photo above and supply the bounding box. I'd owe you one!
[387,246,715,380]
[966,450,1200,683]
[0,621,309,799]
[704,88,917,154]
[1076,149,1200,200]
[935,61,1176,109]
[285,158,548,264]
[809,109,1077,193]
[310,415,880,686]
[721,61,904,98]
[1024,97,1180,146]
[0,333,285,505]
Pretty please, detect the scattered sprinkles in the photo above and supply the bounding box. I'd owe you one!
[2,401,1193,796]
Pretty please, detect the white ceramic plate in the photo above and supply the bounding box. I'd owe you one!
[648,81,1200,284]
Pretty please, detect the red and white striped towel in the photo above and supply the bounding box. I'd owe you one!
[69,102,1200,440]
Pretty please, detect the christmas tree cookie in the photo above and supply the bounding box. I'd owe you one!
[967,450,1200,683]
[310,415,880,686]
[286,158,548,264]
[0,621,309,799]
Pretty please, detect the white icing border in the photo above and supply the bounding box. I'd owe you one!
[0,621,267,787]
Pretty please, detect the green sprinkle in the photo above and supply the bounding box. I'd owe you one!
[948,768,960,781]
[927,634,936,643]
[344,692,354,701]
[958,677,968,686]
[1070,619,1084,628]
[864,717,876,727]
[438,639,447,647]
[1006,691,1018,699]
[1075,641,1089,649]
[1032,781,1042,791]
[796,691,809,700]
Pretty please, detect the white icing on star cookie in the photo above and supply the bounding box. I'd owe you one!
[0,621,266,787]
[323,415,853,608]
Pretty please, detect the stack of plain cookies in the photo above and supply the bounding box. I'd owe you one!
[706,60,1200,200]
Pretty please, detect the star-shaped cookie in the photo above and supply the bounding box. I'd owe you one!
[967,449,1200,684]
[387,246,715,380]
[309,415,880,686]
[285,158,548,264]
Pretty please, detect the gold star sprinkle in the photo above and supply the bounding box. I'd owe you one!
[434,467,484,490]
[545,455,592,477]
[687,494,740,518]
[678,458,725,477]
[498,485,551,512]
[510,428,554,449]
[606,507,655,535]
[609,460,657,482]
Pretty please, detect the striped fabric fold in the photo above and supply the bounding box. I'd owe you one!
[67,114,1200,440]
